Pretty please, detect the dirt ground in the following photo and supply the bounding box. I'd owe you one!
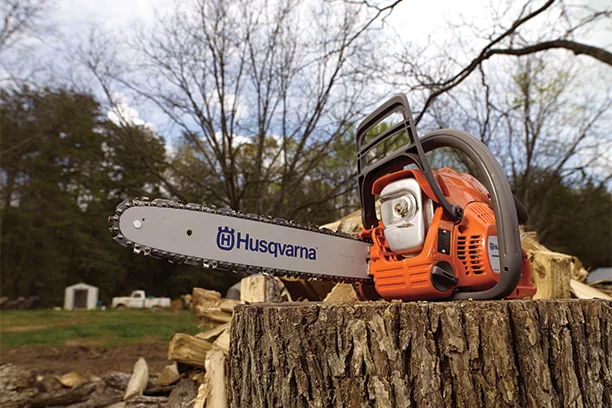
[0,342,171,376]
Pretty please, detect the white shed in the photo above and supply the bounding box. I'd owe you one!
[64,283,99,310]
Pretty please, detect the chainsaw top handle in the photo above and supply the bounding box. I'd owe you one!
[356,93,522,300]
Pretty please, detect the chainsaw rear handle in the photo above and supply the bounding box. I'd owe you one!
[356,93,522,300]
[419,130,522,300]
[357,94,463,222]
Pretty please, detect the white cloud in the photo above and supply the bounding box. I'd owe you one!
[107,92,155,131]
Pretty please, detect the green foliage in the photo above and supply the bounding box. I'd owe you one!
[0,309,205,347]
[0,86,177,305]
[518,174,612,269]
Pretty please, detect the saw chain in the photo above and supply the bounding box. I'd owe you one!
[108,197,371,283]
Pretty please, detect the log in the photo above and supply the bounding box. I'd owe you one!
[166,378,198,408]
[228,300,612,408]
[30,383,97,408]
[168,333,213,368]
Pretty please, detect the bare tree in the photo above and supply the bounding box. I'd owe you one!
[428,53,611,239]
[390,0,611,125]
[83,0,400,222]
[0,0,52,53]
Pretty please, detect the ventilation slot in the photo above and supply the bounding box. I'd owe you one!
[471,202,496,224]
[457,235,485,275]
[373,228,399,262]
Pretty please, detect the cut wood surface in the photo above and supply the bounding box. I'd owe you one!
[229,300,612,408]
[240,275,283,302]
[168,333,213,368]
[521,231,572,299]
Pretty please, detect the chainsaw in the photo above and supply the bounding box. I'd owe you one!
[108,93,536,301]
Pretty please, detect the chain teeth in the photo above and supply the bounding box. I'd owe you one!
[108,197,371,283]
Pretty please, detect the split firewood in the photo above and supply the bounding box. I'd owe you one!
[201,347,227,408]
[570,279,612,300]
[156,363,181,387]
[196,308,232,324]
[521,231,572,299]
[219,299,241,313]
[323,283,359,302]
[192,288,222,309]
[168,333,213,368]
[279,278,336,301]
[193,383,207,408]
[240,275,283,302]
[212,329,230,353]
[196,322,231,342]
[124,357,149,401]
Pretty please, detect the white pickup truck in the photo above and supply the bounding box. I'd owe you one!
[111,290,171,309]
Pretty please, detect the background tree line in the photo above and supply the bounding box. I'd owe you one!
[1,0,610,306]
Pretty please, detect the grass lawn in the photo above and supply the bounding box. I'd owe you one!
[0,308,208,348]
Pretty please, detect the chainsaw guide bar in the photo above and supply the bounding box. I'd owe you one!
[108,197,372,283]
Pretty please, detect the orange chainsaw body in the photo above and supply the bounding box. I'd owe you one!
[360,168,536,301]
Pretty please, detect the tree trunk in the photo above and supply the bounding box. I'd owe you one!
[228,299,611,408]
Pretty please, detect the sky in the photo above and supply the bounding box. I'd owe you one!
[4,0,610,160]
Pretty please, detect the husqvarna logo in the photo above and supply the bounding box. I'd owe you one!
[217,227,235,251]
[215,225,317,260]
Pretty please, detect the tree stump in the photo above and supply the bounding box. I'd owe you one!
[228,300,611,408]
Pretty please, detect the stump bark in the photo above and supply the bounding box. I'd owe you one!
[228,299,611,408]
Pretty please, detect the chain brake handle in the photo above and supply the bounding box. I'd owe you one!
[356,93,523,300]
